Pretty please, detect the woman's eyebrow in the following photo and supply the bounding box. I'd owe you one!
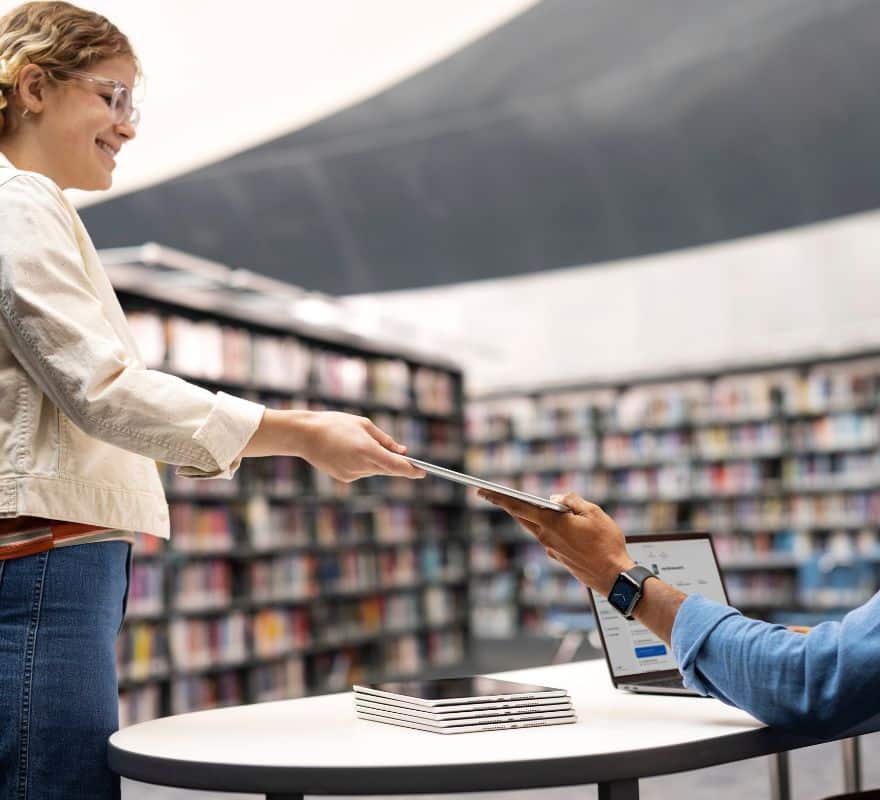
[92,73,132,91]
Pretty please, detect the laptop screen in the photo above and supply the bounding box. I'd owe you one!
[591,535,728,679]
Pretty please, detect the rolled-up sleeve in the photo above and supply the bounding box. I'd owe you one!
[176,391,265,479]
[0,173,265,479]
[672,592,880,737]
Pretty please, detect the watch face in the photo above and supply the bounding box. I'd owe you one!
[608,576,639,615]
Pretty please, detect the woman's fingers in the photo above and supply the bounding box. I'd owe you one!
[363,417,425,478]
[367,451,425,478]
[359,420,424,477]
[364,418,407,454]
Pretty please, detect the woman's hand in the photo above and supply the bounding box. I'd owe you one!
[297,411,426,481]
[242,408,426,482]
[477,490,634,595]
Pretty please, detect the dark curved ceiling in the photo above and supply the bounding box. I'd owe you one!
[82,0,880,295]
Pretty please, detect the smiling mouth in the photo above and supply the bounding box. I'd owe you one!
[96,139,117,158]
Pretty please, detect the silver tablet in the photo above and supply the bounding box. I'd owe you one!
[403,457,570,513]
[354,698,574,720]
[353,676,567,706]
[355,706,577,727]
[356,710,577,734]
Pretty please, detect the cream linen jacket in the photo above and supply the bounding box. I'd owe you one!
[0,153,266,538]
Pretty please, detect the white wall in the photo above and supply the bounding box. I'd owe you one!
[345,209,880,394]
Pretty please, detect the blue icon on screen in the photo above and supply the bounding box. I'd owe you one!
[634,645,667,658]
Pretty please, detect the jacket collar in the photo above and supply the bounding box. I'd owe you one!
[0,151,14,169]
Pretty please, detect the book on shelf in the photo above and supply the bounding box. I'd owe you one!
[118,684,161,728]
[253,335,310,391]
[413,367,456,415]
[250,656,306,702]
[169,613,248,671]
[470,606,518,637]
[117,621,169,683]
[249,554,318,602]
[125,562,164,616]
[171,671,244,715]
[252,607,311,657]
[173,559,233,611]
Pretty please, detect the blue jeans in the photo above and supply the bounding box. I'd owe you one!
[0,541,131,800]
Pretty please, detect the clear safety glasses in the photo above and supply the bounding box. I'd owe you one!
[52,68,140,129]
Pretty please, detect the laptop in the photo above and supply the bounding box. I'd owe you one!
[588,532,729,696]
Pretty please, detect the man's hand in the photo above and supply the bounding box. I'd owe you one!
[477,490,635,595]
[479,490,689,645]
[242,408,426,482]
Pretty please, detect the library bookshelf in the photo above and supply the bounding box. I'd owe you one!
[466,353,880,640]
[101,246,468,726]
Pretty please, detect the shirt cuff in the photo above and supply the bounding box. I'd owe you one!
[672,593,742,695]
[176,391,266,479]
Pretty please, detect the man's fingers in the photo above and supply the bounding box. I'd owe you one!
[547,546,576,569]
[549,492,599,516]
[514,516,567,553]
[476,489,552,525]
[514,516,542,538]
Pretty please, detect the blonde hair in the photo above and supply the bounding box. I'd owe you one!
[0,1,138,136]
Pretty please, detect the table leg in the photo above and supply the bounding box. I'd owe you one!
[598,778,639,800]
[842,736,862,794]
[768,750,791,800]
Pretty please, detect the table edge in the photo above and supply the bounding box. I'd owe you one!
[109,725,835,795]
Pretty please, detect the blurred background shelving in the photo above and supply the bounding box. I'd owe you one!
[466,353,880,641]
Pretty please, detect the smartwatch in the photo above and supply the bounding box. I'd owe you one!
[607,565,657,620]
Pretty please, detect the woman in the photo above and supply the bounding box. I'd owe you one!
[0,3,424,798]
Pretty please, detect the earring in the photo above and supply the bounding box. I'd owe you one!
[21,108,30,118]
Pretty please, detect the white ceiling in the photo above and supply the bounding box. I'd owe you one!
[0,0,536,207]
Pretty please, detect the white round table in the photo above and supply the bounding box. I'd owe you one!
[110,660,842,800]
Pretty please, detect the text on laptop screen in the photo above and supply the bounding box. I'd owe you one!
[594,538,728,678]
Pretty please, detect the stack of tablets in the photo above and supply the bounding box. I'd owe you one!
[353,676,576,734]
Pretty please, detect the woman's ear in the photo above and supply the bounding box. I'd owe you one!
[16,63,48,115]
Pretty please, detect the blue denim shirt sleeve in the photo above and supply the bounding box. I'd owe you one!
[671,592,880,738]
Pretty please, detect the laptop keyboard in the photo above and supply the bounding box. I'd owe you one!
[640,676,686,689]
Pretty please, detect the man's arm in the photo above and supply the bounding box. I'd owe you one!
[476,489,687,645]
[631,577,687,644]
[477,488,880,738]
[671,591,880,737]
